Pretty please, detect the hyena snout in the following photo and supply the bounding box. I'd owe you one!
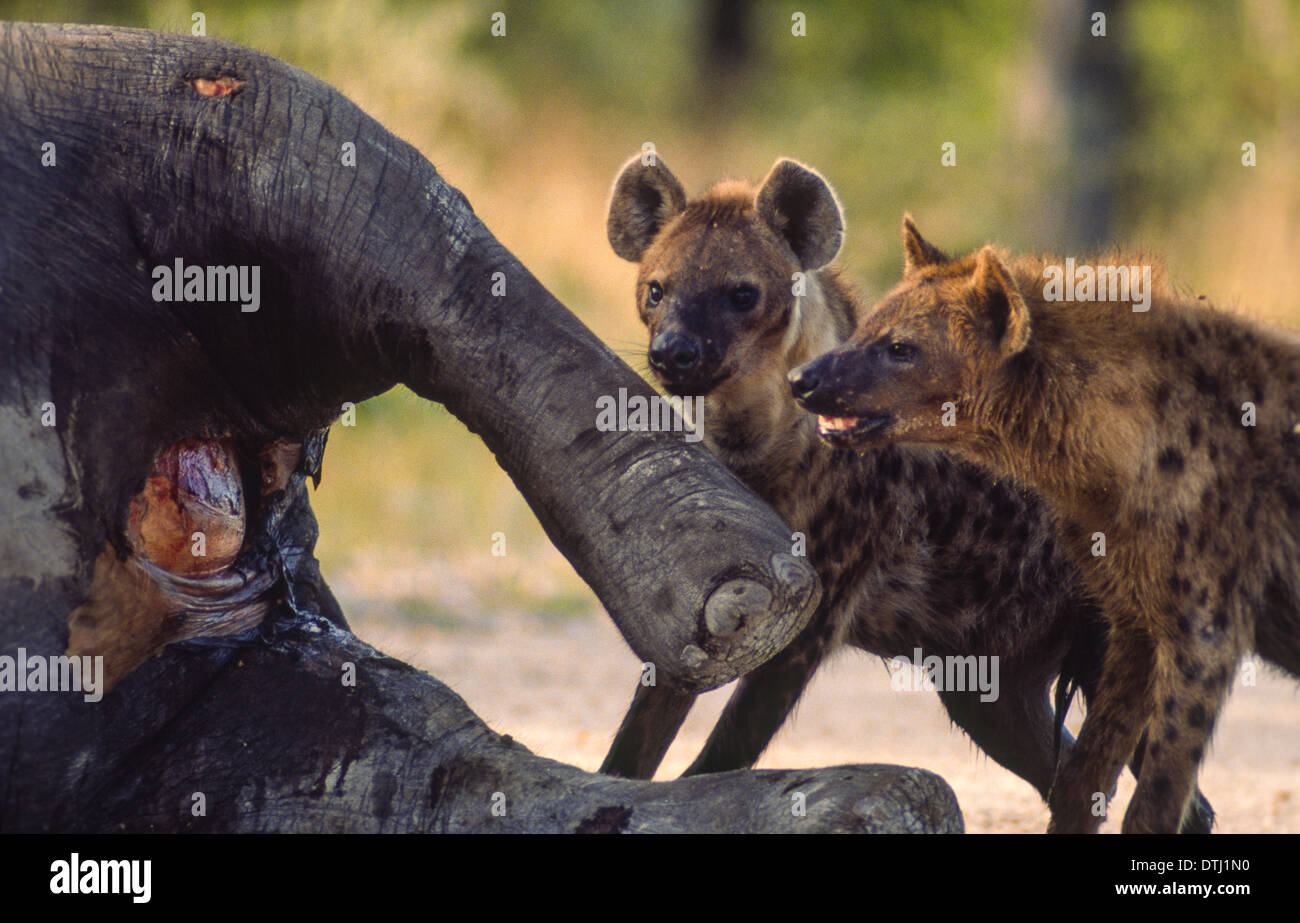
[790,352,892,443]
[788,352,853,412]
[787,361,821,402]
[648,330,702,373]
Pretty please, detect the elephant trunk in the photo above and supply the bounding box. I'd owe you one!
[0,21,819,690]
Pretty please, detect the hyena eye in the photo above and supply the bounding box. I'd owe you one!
[888,342,918,362]
[646,281,663,307]
[728,284,759,312]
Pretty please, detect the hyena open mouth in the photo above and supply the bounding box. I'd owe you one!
[814,413,892,444]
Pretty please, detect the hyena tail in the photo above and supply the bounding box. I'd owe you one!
[1051,674,1077,765]
[1054,599,1109,764]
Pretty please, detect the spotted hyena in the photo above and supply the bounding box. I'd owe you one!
[600,154,1215,830]
[792,216,1300,833]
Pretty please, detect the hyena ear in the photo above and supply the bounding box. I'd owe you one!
[971,246,1031,356]
[901,213,950,275]
[756,159,844,271]
[607,153,688,262]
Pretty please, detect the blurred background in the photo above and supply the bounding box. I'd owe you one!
[6,0,1297,831]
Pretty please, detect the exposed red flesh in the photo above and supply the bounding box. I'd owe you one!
[126,436,244,577]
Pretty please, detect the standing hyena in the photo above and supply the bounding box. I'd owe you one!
[792,216,1300,833]
[600,154,1216,831]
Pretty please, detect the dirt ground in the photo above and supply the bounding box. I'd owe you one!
[334,549,1300,835]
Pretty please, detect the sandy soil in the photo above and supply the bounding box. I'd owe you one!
[334,553,1300,834]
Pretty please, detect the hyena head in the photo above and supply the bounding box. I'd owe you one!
[790,215,1031,449]
[607,154,850,428]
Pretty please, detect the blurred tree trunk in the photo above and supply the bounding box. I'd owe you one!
[696,0,756,124]
[1042,0,1138,248]
[702,0,755,77]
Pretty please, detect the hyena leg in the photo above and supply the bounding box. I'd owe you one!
[1121,635,1240,834]
[1048,615,1156,833]
[681,619,832,776]
[1069,614,1217,832]
[936,680,1218,831]
[937,682,1061,801]
[1130,731,1216,834]
[600,681,698,779]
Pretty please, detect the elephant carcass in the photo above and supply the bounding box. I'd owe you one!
[0,22,958,833]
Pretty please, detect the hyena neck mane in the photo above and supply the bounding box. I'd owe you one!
[964,253,1177,518]
[967,251,1297,527]
[706,263,856,489]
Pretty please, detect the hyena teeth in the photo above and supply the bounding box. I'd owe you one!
[817,415,859,433]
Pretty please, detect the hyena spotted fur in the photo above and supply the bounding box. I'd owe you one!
[599,154,1215,831]
[793,216,1300,833]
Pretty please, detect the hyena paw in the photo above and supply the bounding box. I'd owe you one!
[1121,792,1187,834]
[1047,769,1107,834]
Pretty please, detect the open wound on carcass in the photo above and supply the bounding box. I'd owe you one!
[190,75,243,97]
[68,436,282,693]
[128,437,245,575]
